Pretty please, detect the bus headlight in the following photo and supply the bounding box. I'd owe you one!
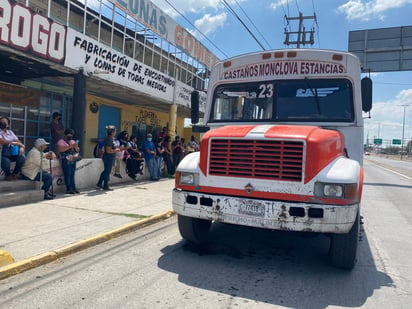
[315,182,358,201]
[179,172,199,186]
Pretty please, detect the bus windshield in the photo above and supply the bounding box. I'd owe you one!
[210,79,354,122]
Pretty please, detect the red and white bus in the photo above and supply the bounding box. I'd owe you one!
[173,49,372,269]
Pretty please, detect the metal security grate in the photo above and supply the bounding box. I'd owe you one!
[209,139,304,181]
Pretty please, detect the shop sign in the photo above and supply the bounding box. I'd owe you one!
[109,0,218,70]
[0,0,66,62]
[174,80,206,113]
[65,29,174,102]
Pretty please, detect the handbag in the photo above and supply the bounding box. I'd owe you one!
[10,144,20,156]
[2,144,19,157]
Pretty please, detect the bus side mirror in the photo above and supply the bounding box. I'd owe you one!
[361,77,372,112]
[191,90,200,124]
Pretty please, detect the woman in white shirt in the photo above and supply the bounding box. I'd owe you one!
[0,116,26,181]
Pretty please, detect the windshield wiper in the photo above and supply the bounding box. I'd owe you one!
[304,77,321,114]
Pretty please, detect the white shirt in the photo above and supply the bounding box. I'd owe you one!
[21,147,59,180]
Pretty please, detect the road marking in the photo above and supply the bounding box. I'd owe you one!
[367,160,412,180]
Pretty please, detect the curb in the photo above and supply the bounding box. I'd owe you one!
[0,210,175,281]
[0,250,15,267]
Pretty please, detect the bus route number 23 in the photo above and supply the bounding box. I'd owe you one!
[258,84,274,98]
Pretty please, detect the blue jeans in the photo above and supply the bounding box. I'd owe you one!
[146,157,157,180]
[61,159,77,191]
[155,156,163,179]
[98,154,115,189]
[33,172,53,193]
[1,154,25,176]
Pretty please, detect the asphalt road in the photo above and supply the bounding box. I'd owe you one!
[0,159,411,308]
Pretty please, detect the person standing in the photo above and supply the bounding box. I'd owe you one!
[0,116,26,181]
[50,112,64,153]
[155,137,165,179]
[162,135,174,175]
[97,125,121,190]
[188,135,199,152]
[142,133,157,180]
[57,128,81,194]
[21,138,58,200]
[114,130,129,178]
[172,135,184,172]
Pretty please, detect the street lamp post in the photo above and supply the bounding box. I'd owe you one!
[400,104,409,160]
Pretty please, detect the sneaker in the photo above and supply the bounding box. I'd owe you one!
[73,190,80,194]
[128,174,137,180]
[46,191,56,198]
[65,190,76,194]
[114,173,122,178]
[96,183,103,189]
[44,194,54,200]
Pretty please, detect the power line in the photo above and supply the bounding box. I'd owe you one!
[162,0,229,59]
[220,0,266,50]
[233,0,272,49]
[311,0,320,48]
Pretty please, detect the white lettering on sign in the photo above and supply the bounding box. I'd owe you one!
[174,24,218,70]
[0,0,66,62]
[223,61,346,80]
[110,0,219,70]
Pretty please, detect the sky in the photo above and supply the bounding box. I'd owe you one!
[151,0,412,144]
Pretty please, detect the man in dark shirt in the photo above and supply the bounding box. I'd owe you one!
[50,112,64,153]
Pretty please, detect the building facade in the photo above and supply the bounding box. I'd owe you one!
[0,0,210,157]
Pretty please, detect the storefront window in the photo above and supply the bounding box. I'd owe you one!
[0,93,72,148]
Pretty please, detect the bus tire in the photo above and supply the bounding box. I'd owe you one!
[177,215,211,244]
[329,213,360,270]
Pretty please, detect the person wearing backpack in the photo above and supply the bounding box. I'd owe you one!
[93,140,105,158]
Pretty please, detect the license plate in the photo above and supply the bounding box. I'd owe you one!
[239,200,265,217]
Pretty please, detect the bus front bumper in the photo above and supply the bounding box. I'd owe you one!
[172,189,359,234]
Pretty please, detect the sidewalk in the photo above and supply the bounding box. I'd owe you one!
[0,178,176,279]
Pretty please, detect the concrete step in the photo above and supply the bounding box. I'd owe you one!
[0,179,38,193]
[0,189,44,208]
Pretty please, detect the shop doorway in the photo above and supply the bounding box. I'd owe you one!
[98,105,120,138]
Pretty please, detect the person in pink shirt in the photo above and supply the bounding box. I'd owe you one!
[57,128,81,194]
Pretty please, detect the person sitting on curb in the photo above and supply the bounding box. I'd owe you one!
[0,116,26,181]
[21,138,59,200]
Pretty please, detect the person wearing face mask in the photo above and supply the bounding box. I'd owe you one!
[97,125,122,191]
[142,133,157,180]
[0,116,26,181]
[57,128,81,194]
[50,112,64,153]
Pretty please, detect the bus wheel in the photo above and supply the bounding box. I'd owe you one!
[329,213,360,270]
[177,215,211,244]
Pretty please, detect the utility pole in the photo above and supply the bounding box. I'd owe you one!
[400,104,409,160]
[284,12,316,48]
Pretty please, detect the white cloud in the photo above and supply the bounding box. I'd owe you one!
[270,0,289,10]
[194,13,227,35]
[338,0,412,21]
[364,88,412,141]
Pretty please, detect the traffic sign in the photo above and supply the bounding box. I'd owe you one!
[392,139,401,145]
[374,138,382,145]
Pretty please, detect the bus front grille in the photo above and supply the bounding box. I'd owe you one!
[208,139,304,181]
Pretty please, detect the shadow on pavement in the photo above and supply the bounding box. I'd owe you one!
[158,221,394,308]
